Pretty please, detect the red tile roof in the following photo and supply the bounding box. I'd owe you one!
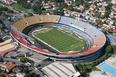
[2,61,10,66]
[7,63,16,71]
[1,67,6,70]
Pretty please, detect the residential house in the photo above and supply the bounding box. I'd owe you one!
[1,61,10,70]
[1,61,16,73]
[6,62,16,73]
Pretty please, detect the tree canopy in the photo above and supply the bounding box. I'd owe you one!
[15,0,31,9]
[20,57,28,63]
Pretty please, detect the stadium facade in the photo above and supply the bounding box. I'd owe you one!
[10,15,106,62]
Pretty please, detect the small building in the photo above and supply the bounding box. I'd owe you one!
[16,73,24,77]
[1,61,10,70]
[6,62,16,73]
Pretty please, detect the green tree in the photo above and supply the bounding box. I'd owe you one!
[0,38,3,42]
[32,2,42,14]
[0,69,3,73]
[20,57,28,63]
[53,10,58,15]
[25,73,38,77]
[104,3,113,18]
[15,0,31,9]
[0,74,5,77]
[105,45,112,54]
[22,68,29,73]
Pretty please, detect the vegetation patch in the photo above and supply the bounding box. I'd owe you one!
[11,4,27,12]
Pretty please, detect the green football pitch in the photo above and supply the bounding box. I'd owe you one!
[33,28,85,52]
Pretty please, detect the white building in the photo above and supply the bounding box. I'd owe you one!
[16,73,24,77]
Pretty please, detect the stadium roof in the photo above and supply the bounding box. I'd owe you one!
[13,15,60,32]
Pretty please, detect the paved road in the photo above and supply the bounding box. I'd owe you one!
[4,58,24,65]
[0,3,19,13]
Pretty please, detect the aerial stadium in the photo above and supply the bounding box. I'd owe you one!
[10,15,106,62]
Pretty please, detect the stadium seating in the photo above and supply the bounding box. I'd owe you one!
[59,16,76,25]
[30,45,54,54]
[85,26,103,39]
[13,19,27,32]
[59,16,91,30]
[11,26,54,55]
[74,20,91,30]
[11,15,106,58]
[53,23,93,43]
[13,15,60,32]
[93,35,106,46]
[59,16,104,39]
[40,15,60,22]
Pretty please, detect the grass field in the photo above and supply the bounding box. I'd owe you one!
[33,28,85,52]
[11,4,27,12]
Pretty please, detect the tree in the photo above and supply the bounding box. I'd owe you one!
[25,73,38,77]
[0,74,5,77]
[104,3,113,18]
[20,57,28,63]
[67,5,74,11]
[28,13,33,16]
[32,2,42,14]
[53,10,58,15]
[0,38,3,42]
[10,56,16,59]
[112,46,116,54]
[22,68,29,73]
[105,45,112,53]
[0,69,3,73]
[15,0,31,9]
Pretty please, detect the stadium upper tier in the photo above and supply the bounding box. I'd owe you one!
[59,16,104,39]
[13,15,60,32]
[11,15,106,58]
